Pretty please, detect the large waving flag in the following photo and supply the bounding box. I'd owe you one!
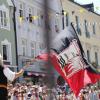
[50,23,100,96]
[36,23,100,96]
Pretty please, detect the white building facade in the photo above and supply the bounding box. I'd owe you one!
[12,0,62,81]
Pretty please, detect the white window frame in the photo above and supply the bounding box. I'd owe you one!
[55,15,60,32]
[19,3,23,17]
[19,2,25,20]
[93,22,96,35]
[1,39,12,64]
[28,7,33,23]
[87,50,90,63]
[31,41,36,58]
[36,42,41,55]
[37,9,43,27]
[21,39,27,56]
[32,7,35,24]
[95,52,98,65]
[0,4,10,30]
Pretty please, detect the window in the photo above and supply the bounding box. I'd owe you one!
[95,52,98,65]
[36,43,41,55]
[45,13,50,30]
[37,10,41,26]
[22,39,27,56]
[75,16,81,35]
[0,10,3,26]
[3,12,7,26]
[84,20,90,38]
[0,5,10,30]
[19,2,25,19]
[93,22,96,35]
[87,50,90,62]
[66,13,69,26]
[55,16,59,33]
[28,8,32,23]
[40,14,44,27]
[3,45,7,60]
[36,32,40,41]
[62,10,64,29]
[1,39,12,64]
[31,42,36,58]
[37,10,44,27]
[32,7,35,24]
[19,3,23,17]
[0,10,7,27]
[39,43,45,50]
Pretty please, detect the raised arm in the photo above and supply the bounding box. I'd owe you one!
[14,69,24,79]
[3,58,36,81]
[14,61,31,80]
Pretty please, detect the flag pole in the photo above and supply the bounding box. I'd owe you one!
[44,0,56,99]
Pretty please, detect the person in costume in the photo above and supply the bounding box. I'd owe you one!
[0,54,30,100]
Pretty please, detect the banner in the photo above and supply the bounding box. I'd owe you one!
[36,23,100,96]
[50,23,100,96]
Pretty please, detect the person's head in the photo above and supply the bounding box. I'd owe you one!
[14,90,18,96]
[0,54,3,67]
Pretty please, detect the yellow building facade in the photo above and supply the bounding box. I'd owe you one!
[61,0,100,66]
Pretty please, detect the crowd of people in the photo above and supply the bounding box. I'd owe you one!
[7,82,100,100]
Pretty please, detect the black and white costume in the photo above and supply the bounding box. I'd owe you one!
[0,65,15,100]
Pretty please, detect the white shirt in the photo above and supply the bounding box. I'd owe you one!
[3,67,15,81]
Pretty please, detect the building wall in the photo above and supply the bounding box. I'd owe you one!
[14,0,45,57]
[13,0,62,60]
[13,0,62,81]
[61,0,100,66]
[0,0,16,67]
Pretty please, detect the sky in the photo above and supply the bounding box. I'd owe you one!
[74,0,100,14]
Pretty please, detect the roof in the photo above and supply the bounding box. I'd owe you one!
[81,3,94,12]
[68,0,100,16]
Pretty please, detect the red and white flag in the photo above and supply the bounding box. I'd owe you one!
[50,23,100,96]
[36,23,100,96]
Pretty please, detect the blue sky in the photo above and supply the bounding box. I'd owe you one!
[74,0,100,14]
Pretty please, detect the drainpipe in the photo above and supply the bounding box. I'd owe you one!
[11,1,19,74]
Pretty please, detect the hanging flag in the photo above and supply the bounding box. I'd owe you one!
[50,23,100,96]
[32,16,39,20]
[19,17,23,23]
